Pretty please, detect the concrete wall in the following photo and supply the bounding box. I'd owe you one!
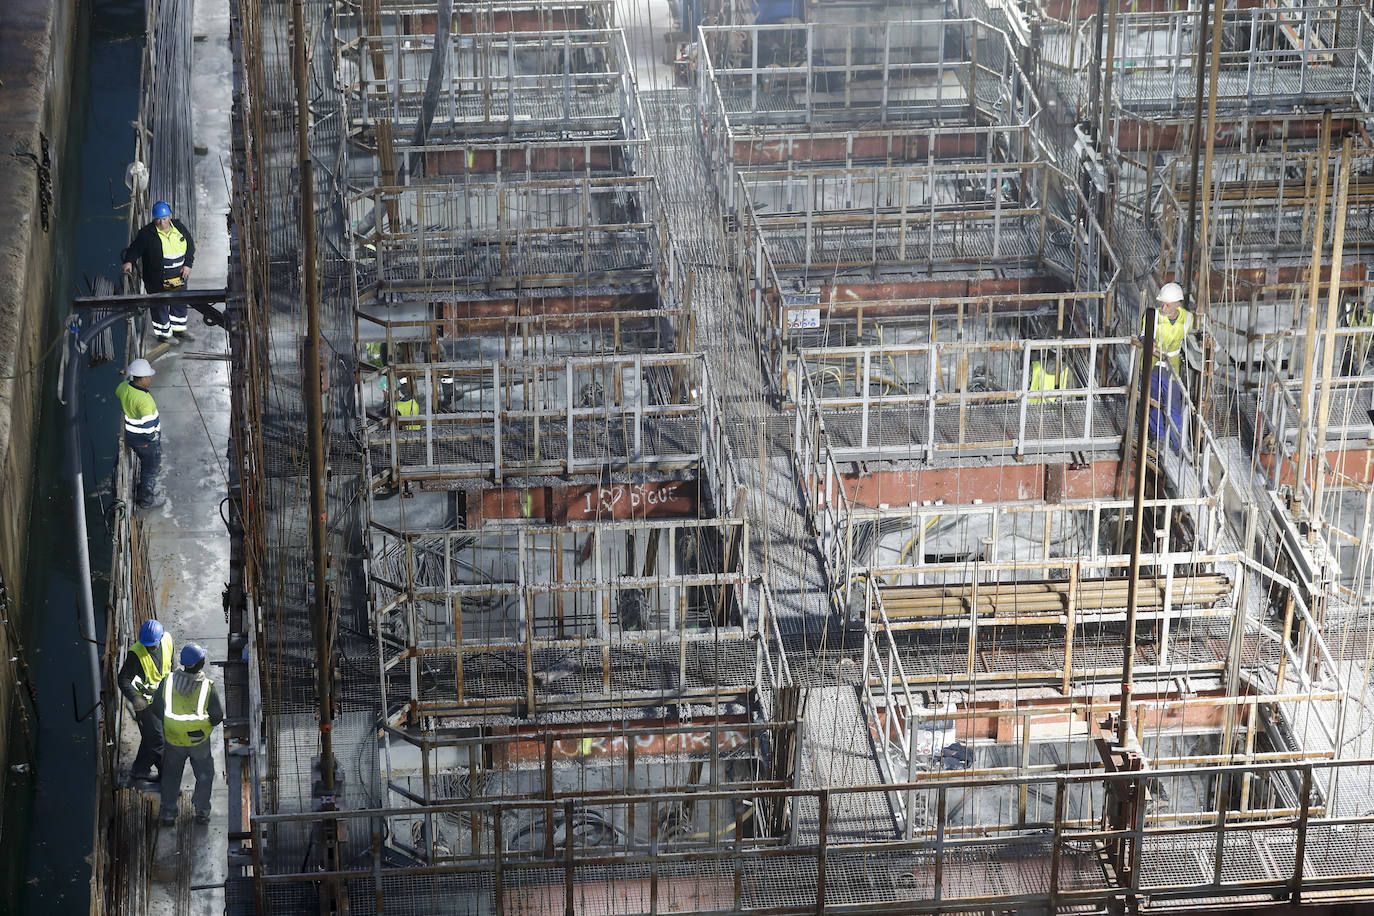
[0,0,82,789]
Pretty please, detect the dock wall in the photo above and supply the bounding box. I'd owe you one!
[0,0,82,791]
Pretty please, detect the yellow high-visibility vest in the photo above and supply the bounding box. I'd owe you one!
[163,676,213,747]
[1028,362,1059,404]
[396,396,421,430]
[129,633,173,702]
[157,225,189,287]
[1145,307,1193,372]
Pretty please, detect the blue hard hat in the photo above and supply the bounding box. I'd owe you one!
[180,642,206,667]
[138,619,165,647]
[152,200,172,219]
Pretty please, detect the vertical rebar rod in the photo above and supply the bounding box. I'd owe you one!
[1193,0,1225,319]
[1311,138,1354,541]
[1098,0,1119,149]
[1182,0,1212,301]
[291,0,336,800]
[1120,309,1156,747]
[1295,112,1333,515]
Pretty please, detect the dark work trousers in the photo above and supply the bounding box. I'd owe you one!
[126,434,162,504]
[131,704,164,779]
[161,740,214,819]
[149,293,188,338]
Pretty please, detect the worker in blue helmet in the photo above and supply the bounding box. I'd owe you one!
[116,619,175,785]
[155,641,223,826]
[121,200,196,342]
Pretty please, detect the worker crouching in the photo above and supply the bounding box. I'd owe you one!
[157,642,223,826]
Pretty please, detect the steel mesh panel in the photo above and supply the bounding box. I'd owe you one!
[1110,66,1365,114]
[1138,830,1285,900]
[1303,824,1374,879]
[354,86,625,126]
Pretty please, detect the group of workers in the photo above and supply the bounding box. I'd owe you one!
[118,619,224,826]
[114,204,220,825]
[113,201,199,509]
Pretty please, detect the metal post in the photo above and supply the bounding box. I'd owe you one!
[815,791,828,915]
[1182,0,1213,302]
[291,0,336,813]
[1193,0,1225,321]
[1311,138,1355,540]
[1120,309,1156,748]
[1291,764,1312,903]
[1294,112,1332,510]
[1098,0,1119,147]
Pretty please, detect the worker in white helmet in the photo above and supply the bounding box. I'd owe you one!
[1143,282,1195,374]
[116,359,164,508]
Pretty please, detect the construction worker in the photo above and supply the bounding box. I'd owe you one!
[116,359,164,509]
[121,200,196,341]
[1028,348,1061,404]
[116,619,174,785]
[395,380,421,429]
[1144,282,1194,374]
[157,642,223,826]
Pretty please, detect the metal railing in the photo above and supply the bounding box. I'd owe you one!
[738,160,1053,271]
[379,718,791,835]
[248,757,1374,913]
[338,28,642,135]
[363,353,704,481]
[1040,3,1374,120]
[350,174,658,289]
[775,289,1106,357]
[728,153,1120,388]
[698,19,1042,201]
[1156,147,1374,277]
[787,335,1135,459]
[336,0,615,34]
[370,515,755,713]
[356,307,694,359]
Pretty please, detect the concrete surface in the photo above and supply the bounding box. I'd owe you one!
[119,0,233,908]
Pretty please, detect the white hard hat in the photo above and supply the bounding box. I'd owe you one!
[127,358,156,378]
[1156,282,1185,304]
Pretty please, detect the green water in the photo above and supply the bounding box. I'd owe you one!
[0,0,144,910]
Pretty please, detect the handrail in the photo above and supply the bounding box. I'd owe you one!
[249,758,1374,911]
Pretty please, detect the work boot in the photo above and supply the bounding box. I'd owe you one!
[194,810,211,825]
[172,329,196,343]
[138,494,166,509]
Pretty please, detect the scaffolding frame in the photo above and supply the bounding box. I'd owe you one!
[785,335,1136,460]
[1156,145,1374,277]
[369,515,763,713]
[362,352,708,481]
[1039,3,1374,124]
[335,0,615,37]
[698,19,1042,200]
[338,28,644,138]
